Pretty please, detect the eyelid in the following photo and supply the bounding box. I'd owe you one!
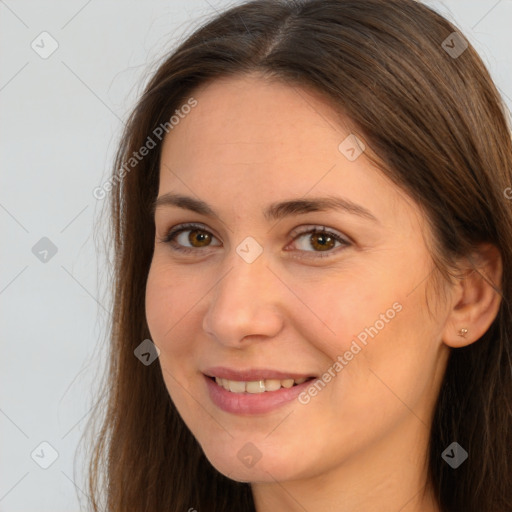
[289,224,352,244]
[159,222,352,257]
[158,222,220,247]
[285,225,351,258]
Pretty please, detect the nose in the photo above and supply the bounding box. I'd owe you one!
[202,250,285,347]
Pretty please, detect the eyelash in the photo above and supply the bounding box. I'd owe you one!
[158,222,351,259]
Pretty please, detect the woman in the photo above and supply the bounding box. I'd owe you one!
[84,0,512,510]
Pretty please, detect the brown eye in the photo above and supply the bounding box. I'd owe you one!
[160,223,350,259]
[308,232,336,251]
[288,226,351,258]
[187,229,212,247]
[160,223,221,253]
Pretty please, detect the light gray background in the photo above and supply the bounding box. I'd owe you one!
[1,1,511,510]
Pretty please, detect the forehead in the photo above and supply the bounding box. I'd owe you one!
[157,74,423,235]
[161,73,349,168]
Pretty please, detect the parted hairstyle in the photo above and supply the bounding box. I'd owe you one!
[82,1,512,510]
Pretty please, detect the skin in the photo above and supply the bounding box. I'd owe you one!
[145,72,502,512]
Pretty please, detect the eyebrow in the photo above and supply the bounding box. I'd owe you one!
[152,192,379,223]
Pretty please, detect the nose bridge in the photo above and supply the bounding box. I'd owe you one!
[202,247,284,345]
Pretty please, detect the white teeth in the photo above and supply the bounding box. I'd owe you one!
[280,378,293,388]
[213,376,310,393]
[246,380,266,393]
[264,379,282,391]
[228,380,246,393]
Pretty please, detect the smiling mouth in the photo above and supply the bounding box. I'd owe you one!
[208,375,316,393]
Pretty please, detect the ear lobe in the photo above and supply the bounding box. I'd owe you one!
[442,244,503,348]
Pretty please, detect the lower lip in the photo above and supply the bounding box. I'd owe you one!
[204,374,314,415]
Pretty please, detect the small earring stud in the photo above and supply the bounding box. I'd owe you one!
[458,328,468,337]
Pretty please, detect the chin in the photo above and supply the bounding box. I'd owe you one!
[202,444,306,483]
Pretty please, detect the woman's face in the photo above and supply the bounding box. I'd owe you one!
[145,73,451,486]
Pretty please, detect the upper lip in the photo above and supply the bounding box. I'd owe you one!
[203,366,316,381]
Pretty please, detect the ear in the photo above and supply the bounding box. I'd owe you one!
[442,243,503,348]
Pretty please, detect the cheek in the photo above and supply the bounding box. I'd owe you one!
[325,285,440,429]
[145,256,196,327]
[301,261,437,410]
[145,263,170,340]
[145,262,201,417]
[145,261,195,356]
[145,258,220,392]
[290,264,396,361]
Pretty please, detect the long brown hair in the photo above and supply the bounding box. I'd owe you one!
[82,1,512,510]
